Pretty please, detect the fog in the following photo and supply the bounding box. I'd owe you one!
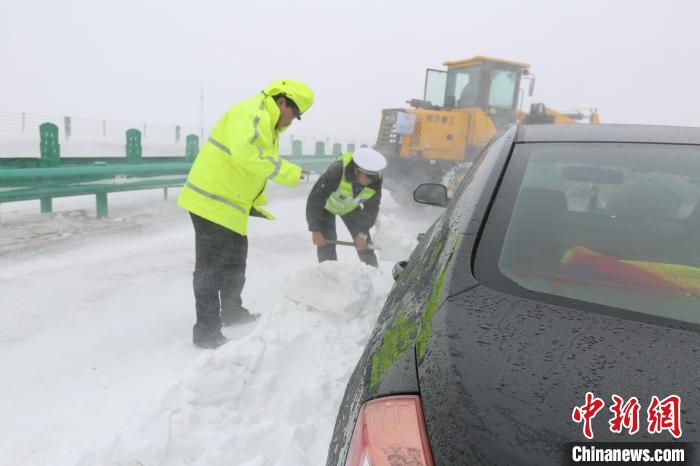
[2,3,699,463]
[2,0,699,148]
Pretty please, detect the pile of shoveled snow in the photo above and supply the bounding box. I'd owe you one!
[79,261,393,466]
[283,260,389,315]
[370,213,419,262]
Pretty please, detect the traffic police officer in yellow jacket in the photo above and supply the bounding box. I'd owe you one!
[178,79,314,348]
[306,148,387,268]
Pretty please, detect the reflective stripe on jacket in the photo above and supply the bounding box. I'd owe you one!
[324,153,376,216]
[177,93,302,235]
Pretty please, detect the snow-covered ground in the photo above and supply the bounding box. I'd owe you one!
[0,177,440,465]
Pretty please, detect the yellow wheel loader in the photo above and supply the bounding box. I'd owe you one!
[375,56,599,195]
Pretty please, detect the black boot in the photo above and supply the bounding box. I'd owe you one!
[193,323,229,349]
[221,306,260,326]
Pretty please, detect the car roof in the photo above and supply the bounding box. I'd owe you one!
[516,123,700,145]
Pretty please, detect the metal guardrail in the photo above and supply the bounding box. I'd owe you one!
[0,123,337,221]
[0,111,369,152]
[0,163,192,187]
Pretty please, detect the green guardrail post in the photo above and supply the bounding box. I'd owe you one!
[332,143,342,156]
[64,116,72,139]
[40,198,52,214]
[175,125,181,143]
[96,193,108,218]
[126,129,143,163]
[315,141,325,156]
[39,122,60,214]
[186,134,199,162]
[40,123,61,168]
[347,143,356,153]
[292,139,302,156]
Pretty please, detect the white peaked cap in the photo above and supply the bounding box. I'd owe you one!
[353,148,387,174]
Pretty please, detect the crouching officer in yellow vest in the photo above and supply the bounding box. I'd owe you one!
[178,79,314,349]
[306,148,387,268]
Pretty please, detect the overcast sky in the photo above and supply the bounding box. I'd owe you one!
[2,0,699,147]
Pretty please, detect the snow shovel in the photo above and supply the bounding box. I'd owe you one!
[327,239,380,250]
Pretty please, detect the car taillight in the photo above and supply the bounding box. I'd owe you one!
[345,395,434,466]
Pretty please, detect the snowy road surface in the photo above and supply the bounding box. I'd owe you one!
[0,183,438,466]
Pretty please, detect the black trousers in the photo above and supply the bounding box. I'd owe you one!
[190,213,247,333]
[316,212,378,267]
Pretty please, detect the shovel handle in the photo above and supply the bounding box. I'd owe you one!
[326,239,379,250]
[329,240,355,247]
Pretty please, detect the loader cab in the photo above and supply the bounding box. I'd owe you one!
[423,56,530,129]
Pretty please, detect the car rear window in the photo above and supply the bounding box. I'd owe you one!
[494,142,700,324]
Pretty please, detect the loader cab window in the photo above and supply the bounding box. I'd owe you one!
[447,65,481,109]
[488,68,518,110]
[424,69,447,107]
[425,64,484,109]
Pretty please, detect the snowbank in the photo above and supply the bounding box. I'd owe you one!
[77,262,393,466]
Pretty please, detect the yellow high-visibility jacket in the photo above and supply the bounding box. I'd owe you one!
[324,153,377,215]
[178,93,302,235]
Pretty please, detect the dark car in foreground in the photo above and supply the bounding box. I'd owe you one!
[327,124,700,465]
